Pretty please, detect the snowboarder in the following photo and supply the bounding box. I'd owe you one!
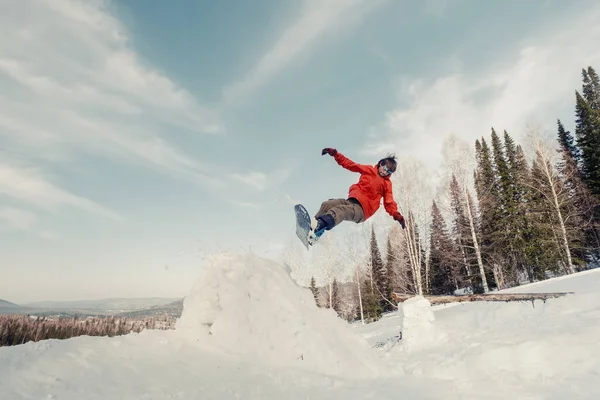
[309,148,406,242]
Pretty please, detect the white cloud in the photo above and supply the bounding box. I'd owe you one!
[0,163,120,221]
[0,206,36,230]
[0,0,223,188]
[232,171,270,191]
[230,201,262,209]
[364,4,600,173]
[0,204,57,239]
[222,0,386,104]
[231,169,291,192]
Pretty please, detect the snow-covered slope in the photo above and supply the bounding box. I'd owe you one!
[1,253,599,399]
[174,252,385,378]
[354,267,600,399]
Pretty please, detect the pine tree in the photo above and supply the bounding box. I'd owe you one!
[491,129,511,199]
[428,200,459,294]
[360,274,382,322]
[491,129,520,282]
[574,91,600,196]
[504,132,538,281]
[556,119,599,262]
[582,67,600,110]
[370,226,389,312]
[385,234,397,301]
[512,144,546,281]
[331,278,340,312]
[309,276,319,306]
[573,66,600,261]
[557,119,581,167]
[474,136,499,290]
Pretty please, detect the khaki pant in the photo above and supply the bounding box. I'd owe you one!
[315,198,364,229]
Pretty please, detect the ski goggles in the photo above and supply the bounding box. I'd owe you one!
[382,165,393,175]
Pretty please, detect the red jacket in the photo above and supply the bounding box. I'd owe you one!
[333,152,399,220]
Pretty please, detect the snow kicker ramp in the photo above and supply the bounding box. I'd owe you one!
[175,252,385,378]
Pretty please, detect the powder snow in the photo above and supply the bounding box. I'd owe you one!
[1,252,599,399]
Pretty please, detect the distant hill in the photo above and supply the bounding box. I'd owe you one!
[0,299,19,308]
[116,299,184,318]
[0,299,35,315]
[0,297,183,317]
[23,297,182,312]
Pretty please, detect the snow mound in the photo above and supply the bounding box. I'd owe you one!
[175,252,386,378]
[398,296,447,352]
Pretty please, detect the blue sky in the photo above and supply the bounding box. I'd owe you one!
[2,0,600,303]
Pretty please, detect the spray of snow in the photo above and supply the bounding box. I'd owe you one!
[175,252,387,378]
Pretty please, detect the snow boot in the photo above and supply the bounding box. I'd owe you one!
[308,217,327,245]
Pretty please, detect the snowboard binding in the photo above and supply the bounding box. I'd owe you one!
[307,224,325,245]
[294,204,326,249]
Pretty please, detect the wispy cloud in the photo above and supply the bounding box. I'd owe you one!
[364,4,600,171]
[222,0,386,104]
[231,169,291,192]
[230,201,262,209]
[232,172,270,191]
[0,205,36,230]
[0,0,224,189]
[0,163,120,221]
[0,204,57,239]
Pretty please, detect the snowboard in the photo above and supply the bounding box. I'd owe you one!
[294,204,312,249]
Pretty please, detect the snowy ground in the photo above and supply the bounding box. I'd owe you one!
[1,253,599,399]
[354,267,600,399]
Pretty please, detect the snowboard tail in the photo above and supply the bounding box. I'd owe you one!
[294,204,312,249]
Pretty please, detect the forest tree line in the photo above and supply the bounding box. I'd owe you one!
[308,66,600,323]
[0,314,176,347]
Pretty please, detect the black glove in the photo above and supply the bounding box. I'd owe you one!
[321,148,337,156]
[393,212,406,230]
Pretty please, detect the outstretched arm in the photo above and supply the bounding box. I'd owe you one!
[384,180,405,229]
[322,148,371,174]
[383,180,399,215]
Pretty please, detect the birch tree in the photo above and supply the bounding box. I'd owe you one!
[556,119,599,261]
[315,233,345,308]
[525,128,579,274]
[340,226,371,324]
[385,224,415,295]
[390,157,433,295]
[441,134,489,292]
